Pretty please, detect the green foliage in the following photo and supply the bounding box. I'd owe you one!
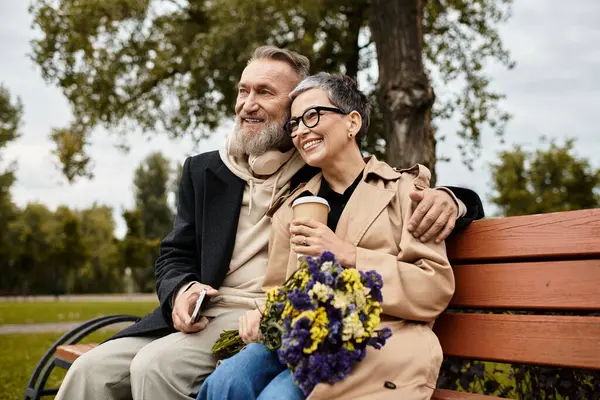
[120,152,177,291]
[422,0,514,165]
[74,206,125,293]
[490,138,600,217]
[1,204,125,295]
[438,358,600,399]
[6,203,57,294]
[1,148,179,295]
[29,0,514,179]
[50,124,93,182]
[0,85,23,284]
[133,152,174,240]
[120,209,161,292]
[0,84,22,152]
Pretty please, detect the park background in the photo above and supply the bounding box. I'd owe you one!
[1,0,599,398]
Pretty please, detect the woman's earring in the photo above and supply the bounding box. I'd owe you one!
[348,131,354,138]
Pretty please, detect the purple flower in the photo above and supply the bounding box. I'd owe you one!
[287,289,315,311]
[320,251,336,263]
[360,270,384,302]
[309,270,325,286]
[371,287,383,302]
[368,327,393,350]
[361,270,383,290]
[322,271,334,285]
[307,257,321,275]
[279,316,313,365]
[290,348,358,395]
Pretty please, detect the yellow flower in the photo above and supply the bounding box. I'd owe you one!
[266,287,282,304]
[361,300,382,339]
[292,307,329,354]
[282,302,299,319]
[295,269,311,288]
[341,268,364,293]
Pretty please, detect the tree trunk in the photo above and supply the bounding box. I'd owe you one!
[369,0,437,185]
[343,1,369,79]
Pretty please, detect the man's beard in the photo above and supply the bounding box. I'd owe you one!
[231,116,292,157]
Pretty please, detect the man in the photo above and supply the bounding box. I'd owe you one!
[56,46,483,400]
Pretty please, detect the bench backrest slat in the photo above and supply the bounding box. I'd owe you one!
[435,209,600,373]
[433,313,600,369]
[449,260,600,310]
[446,209,600,264]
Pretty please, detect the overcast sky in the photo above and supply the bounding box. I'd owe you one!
[1,0,599,238]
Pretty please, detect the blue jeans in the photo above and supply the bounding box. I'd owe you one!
[197,343,305,400]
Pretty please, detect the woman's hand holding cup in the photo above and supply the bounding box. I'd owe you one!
[290,218,356,268]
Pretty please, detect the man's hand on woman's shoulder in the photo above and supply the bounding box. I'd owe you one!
[407,188,459,244]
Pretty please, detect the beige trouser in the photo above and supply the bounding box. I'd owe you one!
[55,310,244,400]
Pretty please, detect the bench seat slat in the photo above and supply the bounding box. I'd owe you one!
[434,313,600,369]
[450,260,600,310]
[56,344,97,364]
[447,209,600,263]
[432,389,502,400]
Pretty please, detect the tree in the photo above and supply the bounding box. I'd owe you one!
[490,138,600,217]
[119,152,174,291]
[0,85,23,293]
[133,152,174,240]
[8,203,56,294]
[120,208,160,292]
[30,0,514,184]
[52,206,90,294]
[74,205,124,293]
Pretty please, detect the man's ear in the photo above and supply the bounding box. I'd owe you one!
[347,111,362,136]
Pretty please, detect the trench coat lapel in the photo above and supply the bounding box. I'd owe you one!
[334,177,397,246]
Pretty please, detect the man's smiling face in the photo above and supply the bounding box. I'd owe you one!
[232,58,301,155]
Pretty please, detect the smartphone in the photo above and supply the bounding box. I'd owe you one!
[190,289,207,324]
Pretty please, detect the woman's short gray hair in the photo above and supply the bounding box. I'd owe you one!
[289,73,371,141]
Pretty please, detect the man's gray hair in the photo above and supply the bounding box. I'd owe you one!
[289,73,371,141]
[249,46,310,79]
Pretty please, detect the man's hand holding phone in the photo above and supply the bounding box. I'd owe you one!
[172,282,218,333]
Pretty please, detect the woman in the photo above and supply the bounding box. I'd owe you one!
[198,73,454,400]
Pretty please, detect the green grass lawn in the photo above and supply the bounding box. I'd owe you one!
[0,301,158,399]
[0,331,116,400]
[0,301,158,325]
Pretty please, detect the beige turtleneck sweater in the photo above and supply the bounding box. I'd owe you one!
[195,144,305,317]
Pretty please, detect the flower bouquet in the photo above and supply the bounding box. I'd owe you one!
[212,251,392,395]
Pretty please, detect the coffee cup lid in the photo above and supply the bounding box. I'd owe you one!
[292,196,330,211]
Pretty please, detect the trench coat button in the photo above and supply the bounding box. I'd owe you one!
[384,381,396,389]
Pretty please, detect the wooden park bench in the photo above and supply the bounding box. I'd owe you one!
[24,208,600,399]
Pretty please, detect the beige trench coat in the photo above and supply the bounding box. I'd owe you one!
[263,156,455,400]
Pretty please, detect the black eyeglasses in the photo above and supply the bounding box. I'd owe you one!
[285,106,348,137]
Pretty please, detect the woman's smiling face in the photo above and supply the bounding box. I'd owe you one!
[290,88,353,168]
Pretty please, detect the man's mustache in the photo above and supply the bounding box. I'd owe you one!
[238,113,267,120]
